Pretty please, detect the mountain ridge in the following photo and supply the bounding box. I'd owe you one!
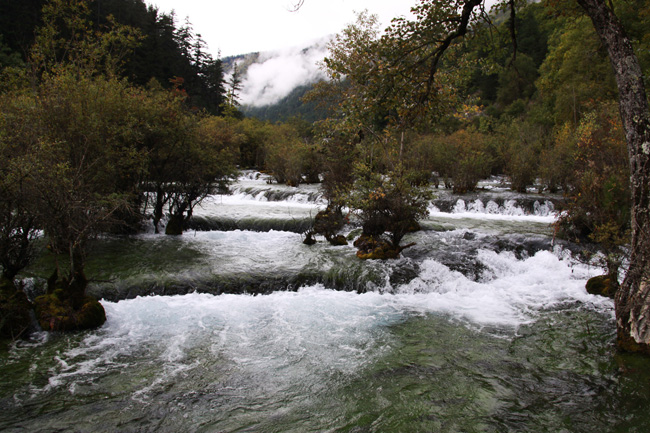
[223,40,331,122]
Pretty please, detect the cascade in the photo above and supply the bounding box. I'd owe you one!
[3,174,649,432]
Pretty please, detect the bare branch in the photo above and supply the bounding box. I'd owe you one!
[289,1,305,12]
[507,0,517,66]
[421,0,483,101]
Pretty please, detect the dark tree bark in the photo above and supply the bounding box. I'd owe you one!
[576,0,650,354]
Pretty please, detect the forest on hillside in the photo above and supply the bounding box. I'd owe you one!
[0,0,649,350]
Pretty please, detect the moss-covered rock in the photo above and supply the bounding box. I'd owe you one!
[0,277,33,340]
[354,234,400,260]
[586,275,618,298]
[34,292,106,332]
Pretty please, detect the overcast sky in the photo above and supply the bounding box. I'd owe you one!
[147,0,415,57]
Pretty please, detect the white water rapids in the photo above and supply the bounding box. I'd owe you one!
[4,173,634,433]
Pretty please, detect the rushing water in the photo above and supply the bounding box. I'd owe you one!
[2,174,650,432]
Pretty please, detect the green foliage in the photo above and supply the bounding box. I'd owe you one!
[538,122,577,193]
[312,118,358,206]
[496,119,548,192]
[555,104,630,277]
[0,0,227,114]
[0,70,150,282]
[345,163,432,253]
[496,54,539,109]
[307,207,349,246]
[29,0,142,78]
[0,35,23,69]
[321,7,470,136]
[536,16,616,126]
[163,115,239,234]
[313,4,494,256]
[0,0,235,301]
[139,84,239,234]
[236,117,270,168]
[0,277,33,340]
[263,123,312,186]
[0,105,39,280]
[234,117,320,186]
[420,129,494,194]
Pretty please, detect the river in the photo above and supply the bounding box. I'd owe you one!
[1,173,649,432]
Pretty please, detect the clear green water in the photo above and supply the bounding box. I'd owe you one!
[1,295,649,433]
[3,181,649,432]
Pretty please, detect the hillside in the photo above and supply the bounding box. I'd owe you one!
[224,41,330,122]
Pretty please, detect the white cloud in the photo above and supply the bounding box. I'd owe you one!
[238,38,330,107]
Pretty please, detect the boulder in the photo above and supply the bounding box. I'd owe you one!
[354,234,400,260]
[330,235,348,246]
[585,275,618,298]
[34,292,106,332]
[303,231,317,245]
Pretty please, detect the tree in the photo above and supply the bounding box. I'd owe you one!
[432,129,494,193]
[312,8,468,257]
[555,104,630,283]
[0,0,147,332]
[497,118,547,192]
[415,0,650,353]
[263,123,310,186]
[299,0,650,352]
[347,163,431,259]
[0,0,228,114]
[0,94,40,340]
[575,0,650,354]
[25,71,150,330]
[536,15,616,126]
[0,96,39,281]
[140,82,238,235]
[226,62,243,108]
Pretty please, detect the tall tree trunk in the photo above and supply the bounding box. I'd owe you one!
[577,0,650,354]
[152,184,166,234]
[69,243,88,303]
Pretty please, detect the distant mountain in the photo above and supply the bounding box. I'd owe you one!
[224,39,331,123]
[241,84,327,123]
[222,52,261,77]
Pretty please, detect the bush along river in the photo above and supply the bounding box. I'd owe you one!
[2,173,650,432]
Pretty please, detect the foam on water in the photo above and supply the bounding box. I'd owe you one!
[28,248,612,400]
[428,198,557,224]
[395,249,611,327]
[20,288,399,402]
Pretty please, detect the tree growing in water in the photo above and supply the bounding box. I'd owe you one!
[302,0,650,353]
[310,10,458,258]
[139,80,239,235]
[0,0,146,331]
[575,0,650,354]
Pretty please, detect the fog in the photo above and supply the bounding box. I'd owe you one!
[237,38,330,107]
